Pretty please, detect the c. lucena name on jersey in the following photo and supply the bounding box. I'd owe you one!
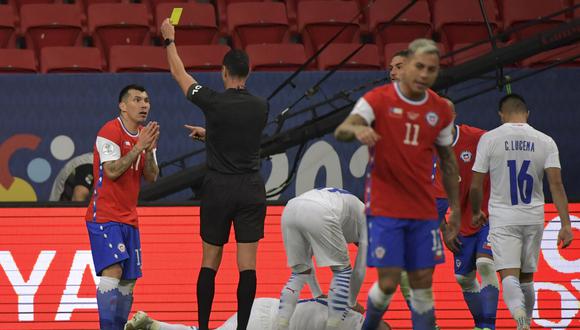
[504,140,535,152]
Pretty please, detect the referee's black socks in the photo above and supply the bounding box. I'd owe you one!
[237,269,257,330]
[197,267,217,330]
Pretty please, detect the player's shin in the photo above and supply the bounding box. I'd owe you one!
[410,287,436,330]
[237,270,257,330]
[277,272,309,329]
[399,271,412,310]
[362,282,393,330]
[476,257,499,328]
[96,276,120,330]
[455,272,484,328]
[501,276,527,329]
[327,266,352,329]
[520,282,535,321]
[115,280,136,328]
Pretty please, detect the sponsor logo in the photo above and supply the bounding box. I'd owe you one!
[101,143,114,155]
[426,112,439,126]
[460,151,472,162]
[191,84,202,96]
[407,111,420,120]
[124,141,131,146]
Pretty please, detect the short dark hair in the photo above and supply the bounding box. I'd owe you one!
[223,49,250,78]
[119,84,146,103]
[499,93,527,113]
[393,49,409,58]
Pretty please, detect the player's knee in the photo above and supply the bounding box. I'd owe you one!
[377,276,398,294]
[476,257,494,276]
[118,280,136,296]
[407,268,433,289]
[519,272,534,283]
[455,272,477,291]
[291,264,311,274]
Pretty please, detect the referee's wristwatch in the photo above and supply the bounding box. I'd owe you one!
[163,38,174,48]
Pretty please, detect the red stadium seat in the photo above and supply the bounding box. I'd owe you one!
[12,0,53,10]
[433,0,499,50]
[502,0,567,41]
[0,5,17,48]
[215,0,261,34]
[227,2,289,49]
[245,43,307,71]
[521,44,580,67]
[155,3,218,44]
[369,0,431,48]
[88,3,151,57]
[451,42,493,65]
[298,1,360,55]
[20,4,83,54]
[317,43,381,70]
[0,49,37,73]
[178,44,230,71]
[40,46,104,73]
[109,45,169,72]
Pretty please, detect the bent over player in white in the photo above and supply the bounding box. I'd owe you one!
[125,297,391,330]
[470,94,573,330]
[277,188,367,330]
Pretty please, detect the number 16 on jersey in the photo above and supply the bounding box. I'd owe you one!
[507,159,533,205]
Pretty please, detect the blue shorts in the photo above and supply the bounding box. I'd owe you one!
[367,216,445,270]
[453,224,493,275]
[86,221,142,279]
[436,198,449,223]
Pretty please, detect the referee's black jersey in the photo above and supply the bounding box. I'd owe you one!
[187,83,268,174]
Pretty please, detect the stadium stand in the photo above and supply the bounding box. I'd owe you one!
[317,42,381,70]
[178,44,230,71]
[0,48,37,72]
[20,4,83,54]
[227,1,289,49]
[0,5,17,48]
[370,0,431,48]
[245,43,307,71]
[40,46,103,73]
[501,0,568,41]
[108,45,168,72]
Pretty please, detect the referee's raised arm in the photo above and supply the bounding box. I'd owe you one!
[160,18,196,96]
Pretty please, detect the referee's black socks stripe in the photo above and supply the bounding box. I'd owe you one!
[237,269,257,330]
[197,267,217,330]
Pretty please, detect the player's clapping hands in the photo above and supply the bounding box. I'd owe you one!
[557,224,573,249]
[354,126,381,147]
[160,18,175,40]
[137,121,160,151]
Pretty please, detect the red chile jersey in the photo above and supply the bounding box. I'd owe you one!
[453,124,490,236]
[432,159,446,199]
[351,82,454,220]
[85,117,153,227]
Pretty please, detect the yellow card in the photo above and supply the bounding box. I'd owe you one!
[170,8,183,25]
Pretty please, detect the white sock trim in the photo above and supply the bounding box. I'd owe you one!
[118,279,136,296]
[368,282,393,310]
[97,276,119,294]
[476,257,499,290]
[455,272,480,293]
[410,288,434,315]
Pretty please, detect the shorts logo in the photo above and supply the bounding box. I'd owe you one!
[484,240,492,250]
[456,259,462,268]
[426,112,439,127]
[86,174,94,185]
[117,243,126,253]
[460,151,472,162]
[375,246,386,259]
[101,143,114,155]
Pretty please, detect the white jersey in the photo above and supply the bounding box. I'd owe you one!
[291,188,366,244]
[472,123,560,227]
[218,298,364,330]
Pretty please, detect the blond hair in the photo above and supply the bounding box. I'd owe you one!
[408,38,440,57]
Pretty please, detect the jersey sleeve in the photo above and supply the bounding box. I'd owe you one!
[186,83,218,112]
[435,99,454,146]
[472,134,491,173]
[544,138,561,169]
[349,97,375,125]
[95,125,121,163]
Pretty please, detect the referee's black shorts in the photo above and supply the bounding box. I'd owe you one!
[200,170,267,246]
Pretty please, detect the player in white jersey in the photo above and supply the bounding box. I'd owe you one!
[277,188,367,330]
[470,94,573,330]
[124,297,391,330]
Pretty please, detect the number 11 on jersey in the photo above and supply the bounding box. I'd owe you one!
[404,122,420,146]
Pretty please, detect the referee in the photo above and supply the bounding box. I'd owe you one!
[161,19,268,330]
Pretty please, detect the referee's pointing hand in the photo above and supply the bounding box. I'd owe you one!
[185,124,206,142]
